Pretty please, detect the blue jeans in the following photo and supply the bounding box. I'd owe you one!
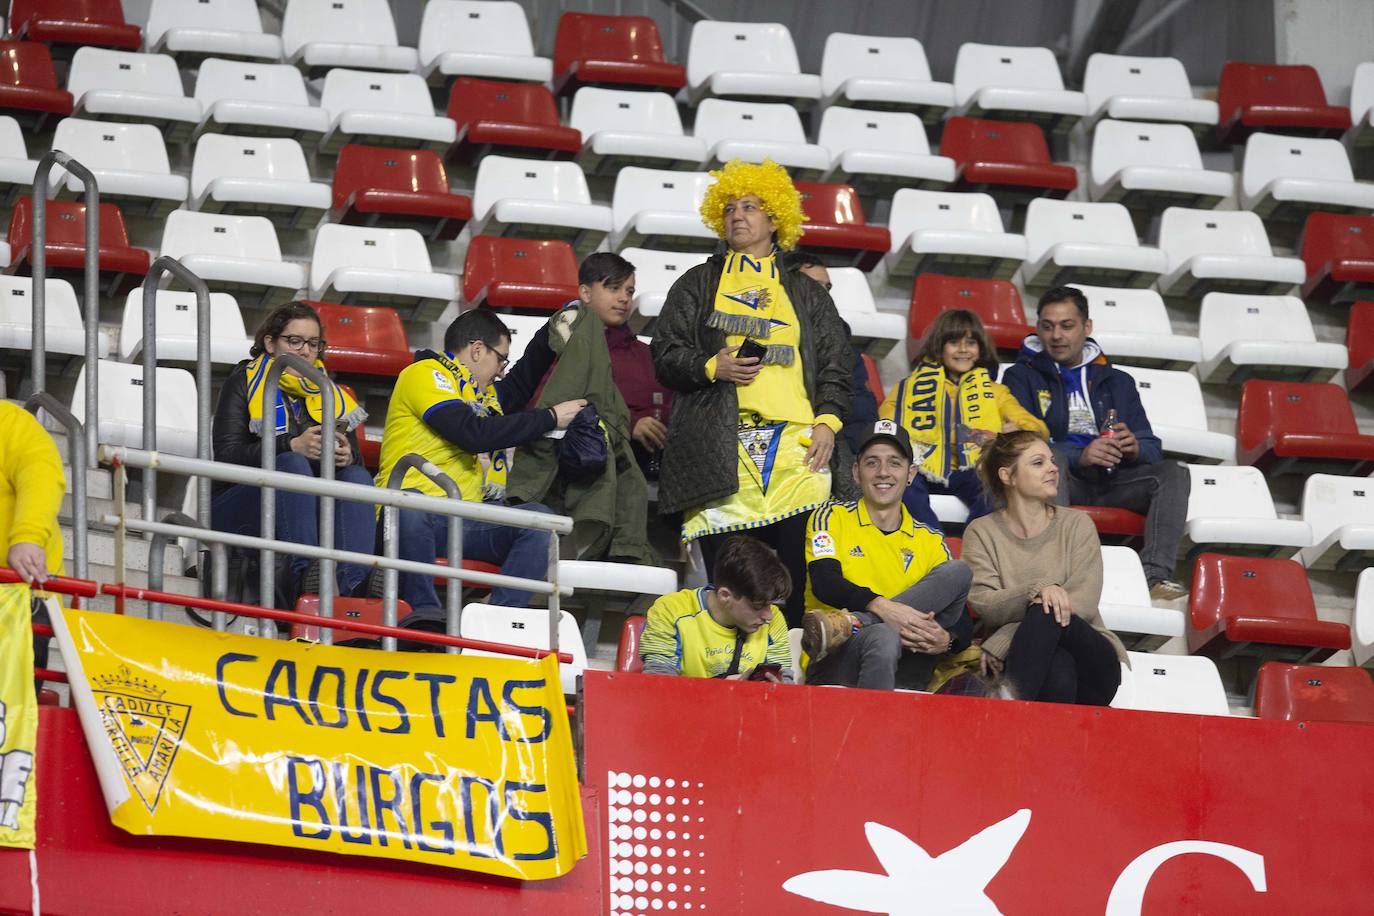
[902,468,992,533]
[210,452,377,594]
[395,496,553,619]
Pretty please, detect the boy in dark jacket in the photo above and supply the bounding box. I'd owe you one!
[1001,286,1189,600]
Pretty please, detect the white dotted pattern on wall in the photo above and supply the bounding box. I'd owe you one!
[606,771,709,916]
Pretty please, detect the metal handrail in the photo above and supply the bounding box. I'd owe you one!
[258,352,337,637]
[25,391,87,578]
[147,510,228,628]
[30,150,100,470]
[383,453,461,653]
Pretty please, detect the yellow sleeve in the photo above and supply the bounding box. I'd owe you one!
[704,356,718,381]
[763,610,792,669]
[995,383,1048,437]
[877,380,902,422]
[638,591,685,674]
[814,414,841,434]
[804,503,838,564]
[4,407,64,551]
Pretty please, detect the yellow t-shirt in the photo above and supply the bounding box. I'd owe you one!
[727,284,812,425]
[803,500,952,611]
[639,587,792,679]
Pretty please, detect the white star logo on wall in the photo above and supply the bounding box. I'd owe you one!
[782,809,1031,915]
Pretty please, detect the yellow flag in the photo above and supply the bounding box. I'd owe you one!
[0,583,37,850]
[54,606,586,879]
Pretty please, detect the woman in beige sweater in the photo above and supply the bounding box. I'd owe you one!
[962,430,1127,705]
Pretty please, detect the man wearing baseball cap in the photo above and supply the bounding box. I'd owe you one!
[801,420,973,690]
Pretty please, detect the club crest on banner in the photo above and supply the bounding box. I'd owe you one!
[92,666,191,814]
[739,421,786,494]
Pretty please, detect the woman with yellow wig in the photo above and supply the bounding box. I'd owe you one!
[651,159,853,627]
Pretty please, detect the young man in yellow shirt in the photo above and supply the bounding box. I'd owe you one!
[639,536,794,682]
[802,421,972,691]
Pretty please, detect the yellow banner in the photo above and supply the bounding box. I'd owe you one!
[53,606,586,879]
[0,584,37,850]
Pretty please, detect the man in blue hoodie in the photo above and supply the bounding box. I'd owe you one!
[1002,286,1189,600]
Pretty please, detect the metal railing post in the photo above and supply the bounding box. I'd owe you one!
[383,453,461,653]
[548,532,561,656]
[24,392,87,579]
[259,353,336,638]
[148,511,228,629]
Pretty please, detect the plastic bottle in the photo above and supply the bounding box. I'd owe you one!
[646,392,664,479]
[1100,408,1120,477]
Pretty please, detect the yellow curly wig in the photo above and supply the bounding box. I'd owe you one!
[698,159,808,251]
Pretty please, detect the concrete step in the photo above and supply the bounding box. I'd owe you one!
[63,526,184,571]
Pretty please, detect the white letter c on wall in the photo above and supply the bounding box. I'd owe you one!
[1105,841,1266,915]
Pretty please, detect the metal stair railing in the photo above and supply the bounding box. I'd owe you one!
[382,453,462,653]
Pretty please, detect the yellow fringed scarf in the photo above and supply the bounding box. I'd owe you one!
[706,250,795,365]
[890,362,1000,483]
[245,353,365,436]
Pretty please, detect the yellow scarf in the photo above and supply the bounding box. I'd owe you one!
[432,349,508,496]
[892,362,1000,483]
[707,250,795,365]
[245,353,365,436]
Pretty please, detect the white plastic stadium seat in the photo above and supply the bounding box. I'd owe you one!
[1196,293,1347,385]
[621,248,710,331]
[0,276,108,358]
[418,0,551,87]
[118,287,251,366]
[557,560,677,597]
[67,47,202,143]
[1155,207,1306,298]
[570,88,707,176]
[828,266,903,359]
[610,167,715,252]
[1240,133,1374,222]
[1111,652,1230,716]
[1020,199,1166,290]
[189,134,330,229]
[685,21,821,107]
[157,210,306,311]
[469,156,612,257]
[1296,474,1374,572]
[818,33,953,125]
[883,189,1026,280]
[952,42,1086,134]
[818,106,954,192]
[144,0,281,63]
[194,59,330,146]
[48,119,187,219]
[1097,545,1185,649]
[460,604,588,695]
[1074,284,1200,370]
[318,69,456,155]
[1182,464,1312,559]
[502,313,549,365]
[0,116,37,204]
[307,224,458,321]
[280,0,418,75]
[71,359,199,457]
[1089,119,1231,212]
[693,99,830,179]
[1117,366,1236,464]
[1082,53,1219,130]
[1354,569,1374,667]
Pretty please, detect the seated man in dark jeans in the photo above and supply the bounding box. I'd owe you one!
[802,421,972,691]
[1001,286,1189,600]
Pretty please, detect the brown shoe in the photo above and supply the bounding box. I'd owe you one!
[1149,579,1188,601]
[802,610,859,664]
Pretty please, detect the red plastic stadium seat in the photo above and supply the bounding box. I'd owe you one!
[1236,380,1374,476]
[860,353,883,407]
[8,0,141,50]
[553,12,686,97]
[1347,302,1374,392]
[447,77,582,164]
[355,424,379,473]
[795,182,891,271]
[462,236,579,313]
[37,688,59,706]
[1187,553,1349,662]
[909,273,1032,355]
[0,41,71,128]
[1299,212,1374,304]
[1216,62,1351,146]
[941,116,1077,198]
[291,595,413,646]
[945,537,961,559]
[6,197,148,293]
[432,557,502,593]
[314,302,413,380]
[1254,662,1374,725]
[1074,506,1145,545]
[617,614,646,673]
[330,145,472,242]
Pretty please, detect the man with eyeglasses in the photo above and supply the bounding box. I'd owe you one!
[379,309,586,634]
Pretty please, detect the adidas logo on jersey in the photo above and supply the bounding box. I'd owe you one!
[848,546,865,558]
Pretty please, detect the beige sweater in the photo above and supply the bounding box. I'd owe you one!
[962,507,1128,665]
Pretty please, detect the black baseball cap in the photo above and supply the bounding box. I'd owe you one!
[856,420,913,462]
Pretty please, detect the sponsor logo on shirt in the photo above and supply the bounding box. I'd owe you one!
[848,546,865,558]
[432,369,455,393]
[810,531,836,558]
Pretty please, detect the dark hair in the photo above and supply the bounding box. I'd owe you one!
[712,536,792,605]
[782,250,824,271]
[914,309,999,374]
[443,308,511,355]
[250,301,322,358]
[578,251,635,288]
[976,430,1052,508]
[1036,286,1089,321]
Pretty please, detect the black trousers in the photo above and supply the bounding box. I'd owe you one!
[1004,602,1121,706]
[697,511,811,628]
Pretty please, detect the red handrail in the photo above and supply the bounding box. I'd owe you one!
[0,567,99,597]
[35,667,67,683]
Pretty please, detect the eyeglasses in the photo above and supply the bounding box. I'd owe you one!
[493,349,511,370]
[277,334,325,354]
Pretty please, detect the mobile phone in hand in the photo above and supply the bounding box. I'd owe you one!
[736,338,767,362]
[748,663,782,682]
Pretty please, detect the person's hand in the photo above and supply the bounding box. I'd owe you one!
[333,431,352,467]
[1035,584,1073,627]
[964,426,998,447]
[1078,435,1123,469]
[869,596,947,653]
[980,649,1004,680]
[714,346,761,385]
[550,399,588,430]
[1110,423,1139,460]
[7,543,47,585]
[1001,419,1021,433]
[632,415,669,452]
[803,424,835,473]
[291,426,324,460]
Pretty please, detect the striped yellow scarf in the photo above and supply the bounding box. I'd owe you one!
[706,250,795,365]
[245,353,365,435]
[892,362,1000,482]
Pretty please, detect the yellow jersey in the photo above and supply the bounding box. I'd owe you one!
[803,499,951,611]
[639,587,792,679]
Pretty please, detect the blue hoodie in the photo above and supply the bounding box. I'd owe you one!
[1001,334,1163,470]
